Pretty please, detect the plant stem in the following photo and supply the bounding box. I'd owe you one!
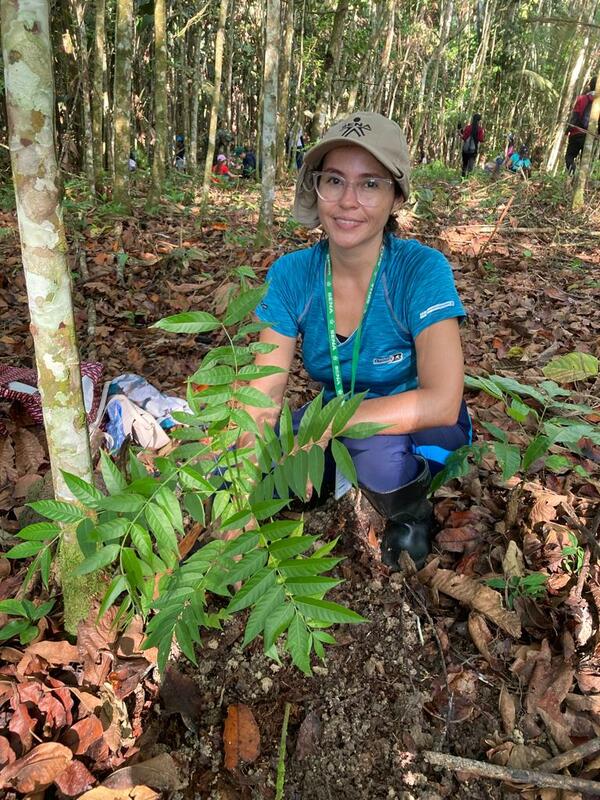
[275,701,291,800]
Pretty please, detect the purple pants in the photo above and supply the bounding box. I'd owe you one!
[292,400,472,493]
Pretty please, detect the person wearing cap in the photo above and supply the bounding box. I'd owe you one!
[248,111,471,570]
[212,153,232,178]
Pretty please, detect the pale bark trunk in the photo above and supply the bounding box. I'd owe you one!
[573,75,600,210]
[223,0,234,133]
[276,0,294,180]
[92,0,106,191]
[372,0,396,113]
[256,0,280,245]
[1,0,99,631]
[151,0,168,196]
[113,0,134,207]
[202,0,228,198]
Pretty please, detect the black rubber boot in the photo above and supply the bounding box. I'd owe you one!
[361,457,433,571]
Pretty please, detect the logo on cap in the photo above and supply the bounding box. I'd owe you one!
[341,117,372,138]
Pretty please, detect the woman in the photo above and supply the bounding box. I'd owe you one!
[250,112,471,570]
[461,113,484,176]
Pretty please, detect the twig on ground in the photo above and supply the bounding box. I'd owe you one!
[538,736,600,773]
[476,195,515,263]
[422,750,600,794]
[275,702,291,800]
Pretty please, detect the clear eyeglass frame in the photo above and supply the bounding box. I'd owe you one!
[311,171,394,207]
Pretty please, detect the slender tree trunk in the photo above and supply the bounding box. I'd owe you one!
[276,0,294,180]
[70,0,95,191]
[1,0,99,631]
[113,0,134,207]
[223,0,234,133]
[256,0,280,245]
[190,23,203,175]
[202,0,228,199]
[372,0,396,112]
[151,0,167,198]
[573,74,600,210]
[92,0,106,191]
[309,0,348,139]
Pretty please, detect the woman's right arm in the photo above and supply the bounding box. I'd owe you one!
[245,326,297,431]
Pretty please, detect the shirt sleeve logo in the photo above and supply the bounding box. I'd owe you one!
[418,300,455,320]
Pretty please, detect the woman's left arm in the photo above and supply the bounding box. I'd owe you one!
[347,318,464,435]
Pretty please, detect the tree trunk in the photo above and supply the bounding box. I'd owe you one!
[276,0,294,180]
[151,0,167,198]
[309,0,348,139]
[190,23,203,175]
[256,0,280,245]
[92,0,106,191]
[1,0,100,631]
[70,0,95,191]
[572,74,600,210]
[113,0,134,207]
[202,0,228,199]
[372,0,396,113]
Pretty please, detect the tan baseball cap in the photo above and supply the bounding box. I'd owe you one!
[293,111,411,228]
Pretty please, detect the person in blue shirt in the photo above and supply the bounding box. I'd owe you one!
[249,111,471,570]
[508,145,532,177]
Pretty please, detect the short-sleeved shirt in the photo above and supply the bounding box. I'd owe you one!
[255,235,465,401]
[509,153,531,171]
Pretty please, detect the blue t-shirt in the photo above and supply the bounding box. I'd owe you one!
[509,153,531,171]
[255,235,465,401]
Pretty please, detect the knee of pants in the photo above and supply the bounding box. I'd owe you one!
[341,434,422,493]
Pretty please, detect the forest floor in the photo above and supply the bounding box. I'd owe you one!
[0,166,599,800]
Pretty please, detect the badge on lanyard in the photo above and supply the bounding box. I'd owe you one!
[325,243,384,498]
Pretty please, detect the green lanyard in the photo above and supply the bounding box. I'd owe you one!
[324,244,384,399]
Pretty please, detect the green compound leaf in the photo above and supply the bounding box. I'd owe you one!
[27,499,86,524]
[73,544,120,576]
[234,386,277,408]
[331,439,357,485]
[287,613,312,675]
[190,365,236,385]
[97,493,145,513]
[153,310,220,333]
[226,568,278,614]
[492,442,522,481]
[278,557,342,577]
[293,597,366,625]
[264,602,295,652]
[284,576,342,596]
[17,522,60,542]
[297,392,324,447]
[521,435,551,472]
[100,451,127,495]
[5,541,45,559]
[307,444,325,497]
[242,585,285,647]
[269,536,318,562]
[62,472,104,508]
[223,286,267,326]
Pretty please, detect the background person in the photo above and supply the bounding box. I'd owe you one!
[247,112,471,570]
[565,79,597,175]
[461,113,485,176]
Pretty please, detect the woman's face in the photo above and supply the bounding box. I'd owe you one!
[316,145,396,254]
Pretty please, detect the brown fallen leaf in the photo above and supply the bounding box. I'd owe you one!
[0,742,72,793]
[101,753,185,791]
[53,758,96,797]
[487,740,550,770]
[223,704,261,771]
[295,710,321,762]
[0,735,15,769]
[467,611,496,666]
[428,569,521,637]
[159,666,203,727]
[8,702,35,753]
[62,716,104,756]
[435,525,480,553]
[26,640,80,665]
[77,607,118,688]
[79,787,159,800]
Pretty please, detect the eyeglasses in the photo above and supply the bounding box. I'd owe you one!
[312,171,394,207]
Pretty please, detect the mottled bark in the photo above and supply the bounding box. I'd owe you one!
[1,0,99,630]
[151,0,167,197]
[202,0,228,199]
[113,0,134,207]
[573,74,600,210]
[190,24,203,175]
[256,0,280,245]
[92,0,106,191]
